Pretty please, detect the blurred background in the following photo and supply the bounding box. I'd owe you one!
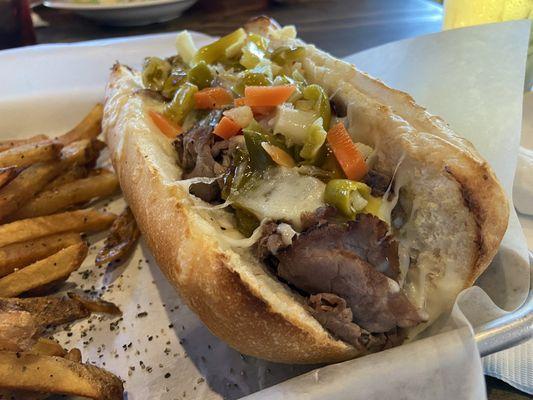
[1,0,531,86]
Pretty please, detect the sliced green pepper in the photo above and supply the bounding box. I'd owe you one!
[234,206,260,237]
[300,118,327,162]
[224,34,247,59]
[248,33,269,51]
[270,45,305,65]
[243,123,274,172]
[193,28,247,65]
[233,68,272,96]
[165,82,198,124]
[242,70,271,86]
[324,179,372,219]
[161,67,188,99]
[222,147,250,200]
[142,57,171,91]
[303,84,331,130]
[320,146,344,178]
[187,61,213,90]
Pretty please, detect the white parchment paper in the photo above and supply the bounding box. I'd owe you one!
[0,21,530,400]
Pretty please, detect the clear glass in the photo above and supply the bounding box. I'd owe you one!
[0,0,36,50]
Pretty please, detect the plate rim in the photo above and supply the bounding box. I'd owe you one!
[43,0,194,11]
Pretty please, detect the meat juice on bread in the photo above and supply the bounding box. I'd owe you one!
[103,17,508,364]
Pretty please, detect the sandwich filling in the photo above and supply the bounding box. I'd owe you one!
[139,25,427,351]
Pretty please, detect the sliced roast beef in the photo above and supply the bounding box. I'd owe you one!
[363,169,392,197]
[300,205,339,231]
[255,221,283,260]
[307,293,364,347]
[256,208,338,261]
[307,293,405,351]
[277,214,424,333]
[255,220,298,261]
[173,110,224,202]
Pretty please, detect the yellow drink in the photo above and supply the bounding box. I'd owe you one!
[443,0,533,29]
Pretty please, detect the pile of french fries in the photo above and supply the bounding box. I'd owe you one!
[0,105,140,400]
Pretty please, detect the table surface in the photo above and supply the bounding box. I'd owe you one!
[29,1,530,399]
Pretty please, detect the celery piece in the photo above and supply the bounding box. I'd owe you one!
[175,31,197,66]
[273,106,316,146]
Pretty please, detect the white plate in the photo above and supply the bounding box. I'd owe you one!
[43,0,197,26]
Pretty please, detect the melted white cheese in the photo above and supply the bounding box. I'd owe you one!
[235,167,326,230]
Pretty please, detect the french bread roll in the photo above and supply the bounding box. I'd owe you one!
[103,19,508,363]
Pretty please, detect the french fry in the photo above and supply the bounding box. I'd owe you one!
[96,207,140,266]
[0,141,62,169]
[27,338,67,357]
[11,170,119,220]
[0,294,120,328]
[56,104,103,145]
[0,232,82,278]
[0,134,49,153]
[0,209,116,248]
[0,295,91,329]
[60,138,105,167]
[0,310,37,351]
[0,166,18,189]
[0,351,124,400]
[0,161,64,222]
[67,292,122,316]
[0,140,105,222]
[44,165,89,190]
[0,242,88,297]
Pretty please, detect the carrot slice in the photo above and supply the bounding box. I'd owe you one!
[261,143,295,168]
[243,85,296,107]
[326,122,368,181]
[234,97,246,107]
[213,116,241,140]
[233,98,274,117]
[194,87,233,109]
[149,110,182,139]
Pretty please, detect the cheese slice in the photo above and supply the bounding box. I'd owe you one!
[235,167,326,230]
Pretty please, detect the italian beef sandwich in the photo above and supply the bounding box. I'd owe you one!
[102,17,508,364]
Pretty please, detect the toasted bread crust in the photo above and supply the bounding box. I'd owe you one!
[103,22,508,363]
